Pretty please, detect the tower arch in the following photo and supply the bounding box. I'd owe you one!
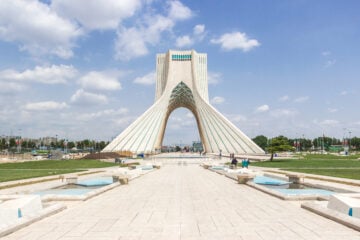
[102,50,264,155]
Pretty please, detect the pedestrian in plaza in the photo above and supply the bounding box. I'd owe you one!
[231,157,238,169]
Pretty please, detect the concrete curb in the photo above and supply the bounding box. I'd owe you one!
[0,203,66,238]
[301,202,360,232]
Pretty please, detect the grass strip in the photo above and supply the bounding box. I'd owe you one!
[0,159,117,183]
[284,168,360,180]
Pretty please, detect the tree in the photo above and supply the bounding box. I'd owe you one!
[313,136,335,151]
[0,138,5,150]
[252,135,268,151]
[67,141,75,149]
[351,137,360,150]
[266,136,293,161]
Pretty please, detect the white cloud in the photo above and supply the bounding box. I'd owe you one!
[167,0,192,20]
[79,71,121,91]
[320,119,339,126]
[208,72,222,85]
[0,0,82,58]
[0,82,26,93]
[114,1,192,60]
[211,31,260,52]
[70,89,108,105]
[211,96,225,105]
[76,108,128,121]
[324,59,336,68]
[294,96,309,103]
[340,90,348,96]
[114,27,149,60]
[279,95,289,102]
[328,108,338,113]
[143,14,174,44]
[226,114,247,123]
[133,72,156,85]
[114,13,175,60]
[176,35,193,48]
[255,104,269,113]
[0,65,77,84]
[186,112,194,118]
[51,0,141,30]
[322,51,331,56]
[194,24,205,35]
[270,109,298,118]
[175,24,206,48]
[24,101,68,111]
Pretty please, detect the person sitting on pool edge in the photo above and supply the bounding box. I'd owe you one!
[231,157,238,169]
[242,158,250,168]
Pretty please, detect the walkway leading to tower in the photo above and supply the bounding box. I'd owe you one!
[4,159,360,239]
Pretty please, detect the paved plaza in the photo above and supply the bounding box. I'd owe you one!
[3,159,360,240]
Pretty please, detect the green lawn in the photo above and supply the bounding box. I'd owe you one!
[0,159,117,182]
[250,153,360,180]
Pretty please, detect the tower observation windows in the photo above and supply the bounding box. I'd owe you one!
[172,54,192,61]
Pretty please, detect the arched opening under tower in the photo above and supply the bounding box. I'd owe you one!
[162,107,201,152]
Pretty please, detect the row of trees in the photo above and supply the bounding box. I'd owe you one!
[252,135,360,151]
[252,135,360,160]
[0,138,109,153]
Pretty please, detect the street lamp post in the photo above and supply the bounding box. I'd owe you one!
[349,131,352,153]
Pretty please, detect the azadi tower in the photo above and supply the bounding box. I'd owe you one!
[102,50,264,155]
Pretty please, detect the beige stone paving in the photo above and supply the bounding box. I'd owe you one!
[3,161,360,240]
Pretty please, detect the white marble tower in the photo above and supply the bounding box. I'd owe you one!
[102,50,264,155]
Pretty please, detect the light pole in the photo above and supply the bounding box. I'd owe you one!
[349,131,352,153]
[17,128,22,153]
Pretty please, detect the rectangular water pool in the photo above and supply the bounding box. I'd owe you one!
[36,176,114,196]
[252,176,349,198]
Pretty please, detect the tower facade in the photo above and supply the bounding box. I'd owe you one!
[102,50,264,155]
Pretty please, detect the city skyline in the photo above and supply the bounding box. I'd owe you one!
[0,0,359,145]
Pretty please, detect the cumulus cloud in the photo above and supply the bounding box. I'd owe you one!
[255,104,269,113]
[176,35,193,48]
[322,51,331,56]
[175,24,206,48]
[0,82,26,93]
[186,112,194,118]
[115,13,175,60]
[0,65,77,84]
[168,114,196,130]
[79,71,121,91]
[193,24,205,36]
[211,96,225,105]
[227,114,247,123]
[114,1,192,60]
[51,0,141,30]
[0,0,82,58]
[319,119,339,126]
[133,72,155,85]
[340,90,348,96]
[24,101,68,111]
[211,31,260,52]
[76,108,128,121]
[70,89,108,105]
[167,0,192,20]
[294,96,309,103]
[208,71,222,85]
[270,109,298,118]
[279,95,289,102]
[324,59,336,68]
[115,27,149,60]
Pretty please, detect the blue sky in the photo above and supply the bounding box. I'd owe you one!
[0,0,359,145]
